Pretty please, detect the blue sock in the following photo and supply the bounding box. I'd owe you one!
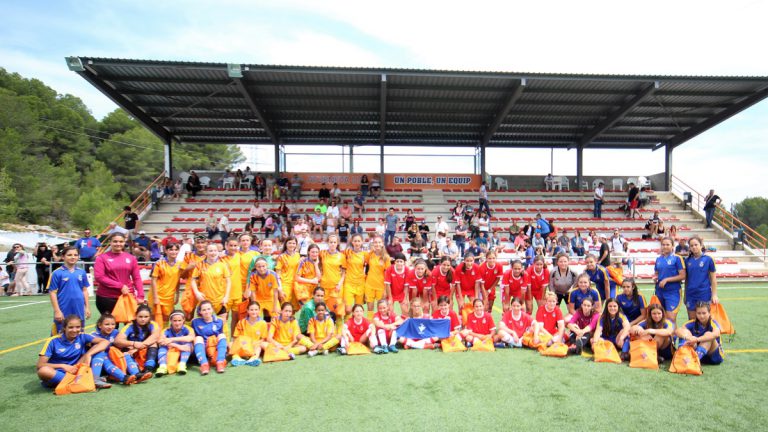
[49,369,66,386]
[695,346,707,360]
[144,347,158,370]
[158,347,168,366]
[216,338,228,362]
[125,356,140,375]
[105,360,127,382]
[91,352,106,378]
[180,350,191,364]
[621,338,630,353]
[194,342,208,365]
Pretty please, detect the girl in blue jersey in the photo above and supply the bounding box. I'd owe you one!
[616,278,647,326]
[676,301,723,365]
[156,310,195,377]
[48,246,91,335]
[90,313,137,387]
[684,236,718,320]
[584,254,611,301]
[114,304,159,381]
[37,315,110,389]
[630,303,675,362]
[566,273,601,321]
[593,298,631,361]
[192,300,228,375]
[653,237,686,321]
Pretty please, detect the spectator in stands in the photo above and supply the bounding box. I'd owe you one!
[338,200,353,221]
[384,208,398,246]
[34,243,52,294]
[94,233,143,315]
[403,209,416,232]
[359,174,370,198]
[409,235,427,260]
[703,189,721,228]
[513,230,527,250]
[465,239,482,260]
[314,199,328,215]
[557,229,572,255]
[536,213,551,245]
[338,218,350,244]
[186,171,202,197]
[452,201,465,222]
[218,169,232,188]
[454,218,468,257]
[522,218,536,240]
[418,220,430,243]
[490,231,503,253]
[133,231,151,262]
[172,177,183,200]
[523,240,534,268]
[638,186,649,209]
[626,182,641,219]
[477,211,490,239]
[253,173,266,200]
[598,235,611,268]
[311,209,325,238]
[544,173,555,191]
[593,181,604,218]
[587,232,600,255]
[353,192,365,218]
[532,232,546,251]
[289,174,302,202]
[427,240,441,266]
[161,232,179,250]
[508,219,520,243]
[247,200,264,230]
[375,218,386,238]
[218,213,231,243]
[571,229,586,257]
[386,236,403,257]
[610,230,627,256]
[476,232,489,253]
[439,238,460,266]
[205,211,218,240]
[407,222,420,242]
[162,177,173,199]
[667,225,680,243]
[435,215,449,238]
[478,181,491,216]
[675,237,689,255]
[645,211,661,239]
[370,174,381,198]
[318,182,331,200]
[106,222,129,241]
[234,169,244,189]
[278,174,290,198]
[350,220,364,238]
[123,206,139,240]
[76,228,101,273]
[331,183,342,201]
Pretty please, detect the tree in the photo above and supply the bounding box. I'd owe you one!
[0,168,18,220]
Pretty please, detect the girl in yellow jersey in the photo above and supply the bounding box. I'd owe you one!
[365,236,391,313]
[275,236,301,308]
[246,257,281,320]
[150,242,182,325]
[344,234,369,315]
[190,244,232,321]
[221,238,243,334]
[295,244,322,306]
[320,234,346,317]
[306,302,339,356]
[267,302,307,357]
[230,301,268,367]
[181,236,208,320]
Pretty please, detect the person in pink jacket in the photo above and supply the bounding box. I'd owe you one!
[94,233,144,315]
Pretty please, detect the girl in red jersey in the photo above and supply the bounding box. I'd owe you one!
[495,297,532,348]
[525,255,550,314]
[430,257,455,313]
[501,260,530,313]
[460,298,496,348]
[339,304,373,355]
[477,251,503,312]
[384,253,409,315]
[454,254,481,308]
[372,299,405,354]
[432,295,462,339]
[400,297,437,350]
[533,292,565,347]
[406,259,433,315]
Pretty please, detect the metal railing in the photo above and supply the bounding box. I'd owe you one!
[670,174,766,261]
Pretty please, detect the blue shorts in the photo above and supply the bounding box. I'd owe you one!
[702,343,724,365]
[685,291,712,311]
[656,289,681,313]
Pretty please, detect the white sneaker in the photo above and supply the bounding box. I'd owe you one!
[308,350,318,357]
[322,349,329,356]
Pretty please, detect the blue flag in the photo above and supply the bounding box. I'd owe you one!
[397,318,450,339]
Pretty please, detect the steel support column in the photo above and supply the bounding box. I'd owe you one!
[664,144,674,191]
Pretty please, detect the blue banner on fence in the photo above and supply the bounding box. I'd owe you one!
[397,318,450,339]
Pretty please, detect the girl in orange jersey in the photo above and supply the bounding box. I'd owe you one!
[246,257,281,321]
[150,242,182,325]
[267,302,306,358]
[343,234,369,315]
[365,236,391,313]
[231,301,268,367]
[181,236,208,320]
[320,234,346,317]
[294,244,322,306]
[221,238,243,334]
[275,236,301,306]
[190,244,232,321]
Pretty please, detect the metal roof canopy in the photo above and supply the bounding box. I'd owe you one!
[67,57,768,188]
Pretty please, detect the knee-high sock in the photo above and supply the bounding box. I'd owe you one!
[180,350,191,364]
[375,329,386,346]
[216,338,228,362]
[695,346,707,360]
[103,357,127,382]
[621,338,630,353]
[158,347,168,366]
[145,346,158,369]
[322,337,339,351]
[340,335,349,348]
[91,352,107,377]
[389,330,398,346]
[49,369,66,386]
[124,355,140,375]
[194,342,208,365]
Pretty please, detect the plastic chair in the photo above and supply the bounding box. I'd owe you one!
[240,175,253,190]
[559,176,570,191]
[222,177,234,189]
[626,177,636,187]
[580,180,589,190]
[551,177,562,190]
[494,177,509,191]
[611,178,623,191]
[199,176,211,189]
[592,179,605,189]
[178,171,190,185]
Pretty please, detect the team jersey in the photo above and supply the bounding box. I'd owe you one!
[183,252,206,275]
[385,266,409,301]
[431,267,454,298]
[616,293,647,322]
[568,310,599,332]
[40,333,95,366]
[364,253,390,294]
[432,309,461,331]
[568,287,601,310]
[247,254,276,274]
[269,318,301,345]
[478,262,504,292]
[150,258,182,305]
[684,254,716,297]
[586,265,611,299]
[684,318,721,340]
[373,311,400,328]
[192,259,231,305]
[406,271,433,296]
[654,253,686,292]
[294,258,320,302]
[501,311,533,336]
[120,321,160,342]
[346,317,371,342]
[47,266,89,320]
[233,318,268,341]
[454,263,481,297]
[162,325,194,339]
[598,313,629,338]
[308,316,335,340]
[275,252,302,297]
[638,318,675,332]
[240,250,259,291]
[91,329,119,346]
[191,317,225,338]
[526,266,550,295]
[501,271,530,300]
[535,306,564,335]
[220,253,243,300]
[464,312,496,335]
[249,270,281,305]
[319,250,347,294]
[343,249,369,292]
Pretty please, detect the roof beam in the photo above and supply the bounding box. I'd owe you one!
[73,62,174,143]
[380,74,387,144]
[480,79,526,145]
[231,67,280,145]
[666,85,768,150]
[578,81,659,148]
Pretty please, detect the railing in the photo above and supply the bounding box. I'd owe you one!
[95,171,167,253]
[671,174,767,261]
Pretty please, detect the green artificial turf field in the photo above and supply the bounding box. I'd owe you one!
[2,285,767,432]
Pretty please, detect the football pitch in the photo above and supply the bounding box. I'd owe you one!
[2,285,767,432]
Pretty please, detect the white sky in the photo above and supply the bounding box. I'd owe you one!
[2,0,766,206]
